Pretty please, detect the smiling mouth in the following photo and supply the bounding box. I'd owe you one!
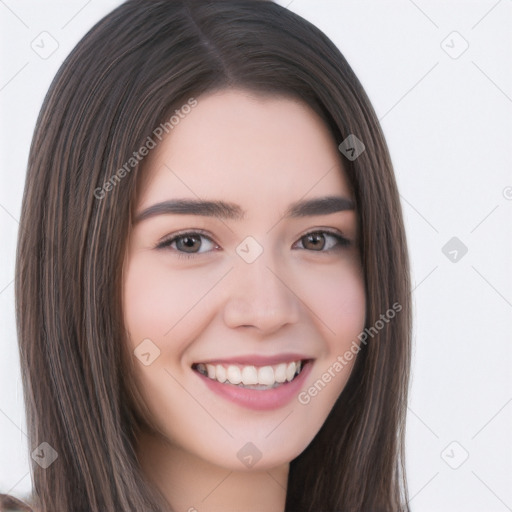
[191,359,310,390]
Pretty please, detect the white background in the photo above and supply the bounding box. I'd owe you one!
[1,1,511,510]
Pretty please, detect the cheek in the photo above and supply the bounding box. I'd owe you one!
[123,254,206,346]
[299,258,366,346]
[123,257,173,344]
[291,264,365,444]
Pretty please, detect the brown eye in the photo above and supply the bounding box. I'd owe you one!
[156,231,218,259]
[302,232,326,251]
[175,234,202,253]
[296,230,351,252]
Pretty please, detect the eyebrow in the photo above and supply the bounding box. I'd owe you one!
[133,195,355,224]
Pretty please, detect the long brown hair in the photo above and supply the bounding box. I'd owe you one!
[3,0,411,510]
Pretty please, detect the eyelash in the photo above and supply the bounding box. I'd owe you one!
[155,228,351,260]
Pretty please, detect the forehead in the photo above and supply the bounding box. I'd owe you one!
[136,88,352,214]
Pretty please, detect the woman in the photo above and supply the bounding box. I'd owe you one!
[2,0,411,510]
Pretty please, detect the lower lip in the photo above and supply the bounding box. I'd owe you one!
[194,360,313,411]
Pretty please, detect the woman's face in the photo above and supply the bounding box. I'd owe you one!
[122,88,366,471]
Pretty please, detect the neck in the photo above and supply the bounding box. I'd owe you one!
[136,428,289,512]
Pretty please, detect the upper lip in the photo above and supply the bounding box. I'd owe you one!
[193,353,313,367]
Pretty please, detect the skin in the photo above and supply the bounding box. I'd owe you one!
[122,88,366,512]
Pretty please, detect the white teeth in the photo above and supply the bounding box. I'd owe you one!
[274,363,287,383]
[226,365,242,384]
[286,362,297,382]
[241,366,258,385]
[196,360,304,387]
[215,364,226,383]
[207,364,216,379]
[258,366,275,386]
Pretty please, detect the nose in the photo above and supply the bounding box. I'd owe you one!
[222,249,301,335]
